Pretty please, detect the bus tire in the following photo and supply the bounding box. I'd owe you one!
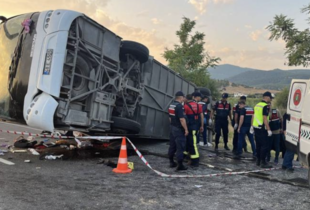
[111,116,141,134]
[120,41,149,64]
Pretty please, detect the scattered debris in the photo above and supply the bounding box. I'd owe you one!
[45,154,64,160]
[24,160,31,163]
[195,185,203,188]
[128,162,134,170]
[0,158,15,165]
[28,148,40,155]
[10,148,27,153]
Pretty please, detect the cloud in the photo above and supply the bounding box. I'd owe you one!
[188,0,233,14]
[250,30,262,41]
[210,47,290,70]
[151,18,162,25]
[244,25,252,29]
[136,10,149,17]
[1,0,168,63]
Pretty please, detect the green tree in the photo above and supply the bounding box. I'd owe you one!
[275,88,289,109]
[163,17,221,97]
[267,4,310,67]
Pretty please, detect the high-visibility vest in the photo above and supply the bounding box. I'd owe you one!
[253,101,269,128]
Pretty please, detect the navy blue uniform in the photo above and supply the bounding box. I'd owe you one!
[198,101,209,145]
[168,101,186,162]
[237,106,256,156]
[214,100,231,147]
[232,104,240,151]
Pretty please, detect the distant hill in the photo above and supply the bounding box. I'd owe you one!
[209,64,310,90]
[208,64,255,80]
[228,69,310,90]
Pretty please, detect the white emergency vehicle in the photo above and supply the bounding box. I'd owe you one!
[286,79,310,185]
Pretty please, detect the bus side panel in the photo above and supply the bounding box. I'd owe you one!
[136,58,196,139]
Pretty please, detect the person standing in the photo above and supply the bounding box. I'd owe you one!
[212,93,232,151]
[282,112,294,172]
[232,96,248,154]
[266,106,282,164]
[168,91,189,171]
[198,96,210,146]
[184,92,204,167]
[234,101,256,159]
[251,91,273,168]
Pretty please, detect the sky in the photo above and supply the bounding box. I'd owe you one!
[1,0,309,70]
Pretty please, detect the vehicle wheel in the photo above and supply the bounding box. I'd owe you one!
[197,87,211,96]
[111,116,141,134]
[120,41,149,64]
[63,55,90,101]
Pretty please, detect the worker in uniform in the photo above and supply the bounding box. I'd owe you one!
[184,92,204,167]
[198,96,210,146]
[266,105,282,164]
[251,91,273,168]
[212,93,232,151]
[168,91,189,171]
[234,101,256,159]
[232,96,248,154]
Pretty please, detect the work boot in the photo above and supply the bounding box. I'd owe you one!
[176,161,188,171]
[224,145,230,151]
[260,162,273,169]
[214,145,218,152]
[169,159,177,168]
[233,154,241,160]
[256,159,261,166]
[243,148,248,153]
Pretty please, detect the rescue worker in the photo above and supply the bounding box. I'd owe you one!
[184,92,204,167]
[266,104,282,164]
[168,91,189,171]
[198,96,209,146]
[232,96,248,154]
[234,101,256,159]
[212,93,232,151]
[251,91,273,168]
[282,112,294,172]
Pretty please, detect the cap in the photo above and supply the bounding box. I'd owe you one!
[193,92,202,98]
[186,94,192,100]
[263,91,273,98]
[191,92,195,97]
[240,96,246,100]
[175,91,185,97]
[222,93,228,98]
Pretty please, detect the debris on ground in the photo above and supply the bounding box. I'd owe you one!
[45,154,64,160]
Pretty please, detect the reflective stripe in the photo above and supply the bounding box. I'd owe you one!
[121,145,127,150]
[190,130,200,159]
[118,158,128,164]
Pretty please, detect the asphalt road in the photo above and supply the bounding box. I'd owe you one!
[1,121,310,210]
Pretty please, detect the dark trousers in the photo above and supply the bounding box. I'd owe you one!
[215,119,228,146]
[267,133,280,162]
[282,149,294,169]
[232,124,247,151]
[168,126,186,162]
[185,130,200,165]
[237,127,256,156]
[254,128,268,163]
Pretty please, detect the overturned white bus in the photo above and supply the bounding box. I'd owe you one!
[0,10,211,139]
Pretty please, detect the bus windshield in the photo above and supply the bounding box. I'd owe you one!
[0,14,28,117]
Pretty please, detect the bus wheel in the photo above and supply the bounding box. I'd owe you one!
[111,116,141,134]
[120,41,149,64]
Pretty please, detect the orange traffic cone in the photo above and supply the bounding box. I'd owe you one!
[113,137,132,174]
